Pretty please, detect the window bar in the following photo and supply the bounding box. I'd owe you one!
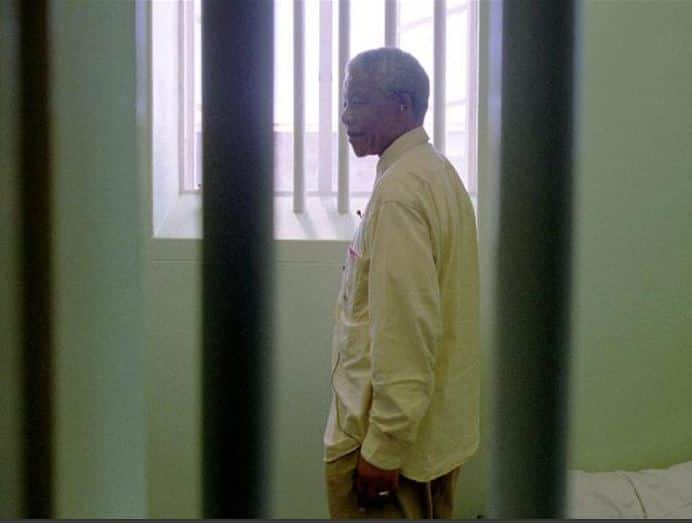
[318,0,333,195]
[385,0,398,47]
[193,0,203,190]
[466,0,479,196]
[337,0,350,213]
[293,0,305,213]
[433,0,446,154]
[181,0,195,192]
[178,0,187,191]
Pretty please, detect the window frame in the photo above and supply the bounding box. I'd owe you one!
[181,0,479,201]
[150,0,483,241]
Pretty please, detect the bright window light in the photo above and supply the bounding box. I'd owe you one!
[188,0,478,204]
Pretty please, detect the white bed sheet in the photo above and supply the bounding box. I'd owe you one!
[567,460,692,519]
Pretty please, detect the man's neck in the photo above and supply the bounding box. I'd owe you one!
[378,122,419,158]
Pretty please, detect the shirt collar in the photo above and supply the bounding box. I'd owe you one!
[376,126,430,180]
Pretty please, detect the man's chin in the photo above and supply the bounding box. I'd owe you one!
[352,147,369,157]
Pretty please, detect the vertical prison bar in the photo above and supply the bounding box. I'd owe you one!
[433,0,447,154]
[385,0,398,47]
[489,0,577,518]
[337,0,350,213]
[318,0,334,195]
[293,0,305,212]
[466,0,479,196]
[202,0,274,517]
[19,0,54,517]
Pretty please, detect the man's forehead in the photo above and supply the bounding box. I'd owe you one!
[344,67,378,93]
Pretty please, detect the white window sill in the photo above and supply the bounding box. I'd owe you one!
[154,192,203,240]
[154,192,369,241]
[150,192,476,263]
[150,192,369,263]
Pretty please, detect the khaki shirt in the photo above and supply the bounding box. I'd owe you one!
[323,127,480,482]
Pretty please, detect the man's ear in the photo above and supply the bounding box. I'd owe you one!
[398,92,414,115]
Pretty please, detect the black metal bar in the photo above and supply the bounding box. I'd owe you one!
[201,0,274,517]
[18,0,54,517]
[489,0,577,518]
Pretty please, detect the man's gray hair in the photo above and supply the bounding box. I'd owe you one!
[348,47,430,124]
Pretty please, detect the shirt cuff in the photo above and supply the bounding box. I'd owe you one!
[360,424,412,471]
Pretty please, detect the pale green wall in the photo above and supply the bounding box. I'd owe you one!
[567,0,692,471]
[146,240,352,519]
[147,242,202,517]
[269,242,366,517]
[50,0,148,517]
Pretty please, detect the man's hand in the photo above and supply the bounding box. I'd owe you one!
[355,453,400,509]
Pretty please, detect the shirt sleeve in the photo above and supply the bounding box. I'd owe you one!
[360,200,441,470]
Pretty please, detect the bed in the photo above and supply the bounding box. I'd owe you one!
[567,460,692,518]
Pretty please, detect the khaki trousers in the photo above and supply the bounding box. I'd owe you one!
[325,450,461,519]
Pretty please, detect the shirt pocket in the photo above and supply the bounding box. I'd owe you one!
[341,245,369,323]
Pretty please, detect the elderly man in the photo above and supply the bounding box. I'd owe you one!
[323,47,480,519]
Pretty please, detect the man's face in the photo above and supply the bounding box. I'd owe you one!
[341,68,403,157]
